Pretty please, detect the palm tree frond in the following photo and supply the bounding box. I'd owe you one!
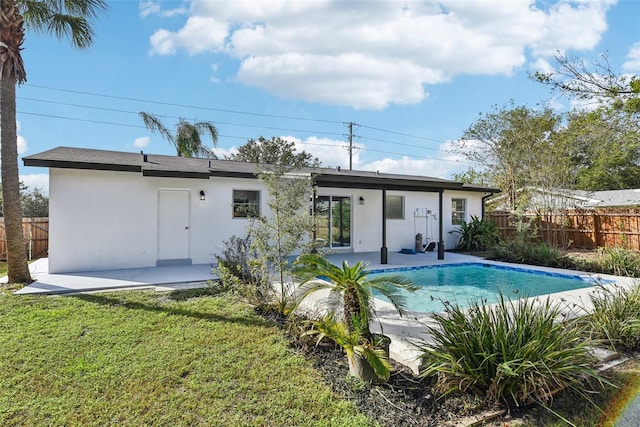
[366,274,420,316]
[21,0,107,49]
[48,14,93,49]
[356,346,392,381]
[139,112,174,144]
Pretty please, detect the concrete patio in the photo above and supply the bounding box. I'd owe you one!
[11,250,470,296]
[11,258,217,295]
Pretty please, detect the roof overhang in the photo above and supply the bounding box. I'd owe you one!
[23,147,500,193]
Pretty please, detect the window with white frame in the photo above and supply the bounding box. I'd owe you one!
[386,195,404,219]
[451,198,466,224]
[233,190,260,218]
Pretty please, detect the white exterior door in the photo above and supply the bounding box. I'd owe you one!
[157,189,190,263]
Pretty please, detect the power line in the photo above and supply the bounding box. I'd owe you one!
[20,95,455,155]
[24,83,344,125]
[22,83,456,148]
[20,84,473,166]
[18,110,475,165]
[358,134,448,153]
[359,123,449,144]
[18,96,345,137]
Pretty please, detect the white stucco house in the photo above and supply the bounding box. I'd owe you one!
[24,147,499,274]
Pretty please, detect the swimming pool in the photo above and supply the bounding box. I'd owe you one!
[369,262,609,313]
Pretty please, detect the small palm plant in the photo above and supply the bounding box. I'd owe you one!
[306,312,392,381]
[293,253,418,382]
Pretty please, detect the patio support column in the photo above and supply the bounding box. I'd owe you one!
[311,187,317,253]
[381,188,388,264]
[438,190,445,260]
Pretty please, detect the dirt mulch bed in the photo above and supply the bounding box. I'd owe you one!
[260,308,495,427]
[260,307,639,427]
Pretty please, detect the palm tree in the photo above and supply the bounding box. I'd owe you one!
[294,254,417,338]
[0,0,107,284]
[139,112,218,158]
[294,253,418,381]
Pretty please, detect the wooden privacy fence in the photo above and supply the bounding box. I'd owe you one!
[487,209,640,250]
[0,217,49,261]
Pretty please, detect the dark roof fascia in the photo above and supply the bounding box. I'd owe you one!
[462,184,501,193]
[315,180,444,192]
[23,158,141,173]
[208,170,259,180]
[142,169,211,179]
[313,174,496,193]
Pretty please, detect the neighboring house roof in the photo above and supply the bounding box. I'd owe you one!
[24,147,500,194]
[581,189,640,208]
[488,186,640,210]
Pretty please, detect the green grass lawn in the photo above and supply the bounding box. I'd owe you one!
[0,288,374,427]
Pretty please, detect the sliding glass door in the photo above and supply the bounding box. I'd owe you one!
[315,196,351,247]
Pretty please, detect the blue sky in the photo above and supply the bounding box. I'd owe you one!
[15,0,640,193]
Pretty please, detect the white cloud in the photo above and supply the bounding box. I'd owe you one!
[20,174,49,195]
[150,16,228,56]
[210,63,221,83]
[17,135,27,154]
[530,0,615,56]
[363,139,479,179]
[623,41,640,73]
[212,146,238,159]
[16,121,27,154]
[139,1,186,18]
[217,135,469,179]
[290,136,360,169]
[148,0,616,109]
[133,136,151,148]
[530,57,554,74]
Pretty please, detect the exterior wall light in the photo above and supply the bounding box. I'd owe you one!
[359,196,365,205]
[199,190,206,201]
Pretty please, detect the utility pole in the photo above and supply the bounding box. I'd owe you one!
[344,122,360,170]
[348,122,353,170]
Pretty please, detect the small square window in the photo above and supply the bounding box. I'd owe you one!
[386,195,404,219]
[233,190,260,218]
[452,198,466,224]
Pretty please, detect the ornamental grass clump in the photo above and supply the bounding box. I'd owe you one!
[595,247,640,277]
[587,283,640,351]
[419,293,605,410]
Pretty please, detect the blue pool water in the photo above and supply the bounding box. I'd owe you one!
[369,262,607,313]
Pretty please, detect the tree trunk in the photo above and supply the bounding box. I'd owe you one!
[0,75,32,284]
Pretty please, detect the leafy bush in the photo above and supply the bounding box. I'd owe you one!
[587,283,640,351]
[488,240,574,268]
[419,293,605,410]
[214,235,270,307]
[450,215,500,251]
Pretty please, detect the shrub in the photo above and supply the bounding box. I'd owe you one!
[587,283,640,351]
[594,247,640,278]
[450,215,500,251]
[418,293,605,410]
[214,235,270,307]
[488,240,574,269]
